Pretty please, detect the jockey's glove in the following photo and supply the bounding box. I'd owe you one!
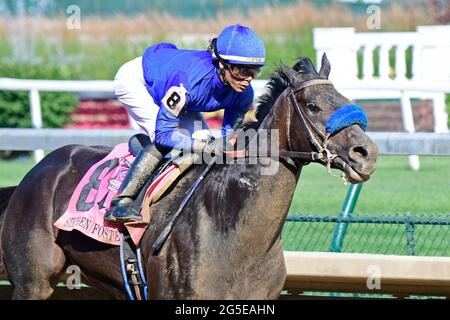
[199,137,225,156]
[191,129,212,142]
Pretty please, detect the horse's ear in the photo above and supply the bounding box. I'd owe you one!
[319,53,331,79]
[279,64,301,86]
[293,58,319,76]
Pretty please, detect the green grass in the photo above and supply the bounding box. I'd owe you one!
[0,30,313,81]
[284,156,450,256]
[291,155,450,215]
[0,156,35,188]
[447,94,450,127]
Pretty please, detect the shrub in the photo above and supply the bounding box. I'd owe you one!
[0,61,78,128]
[447,94,450,127]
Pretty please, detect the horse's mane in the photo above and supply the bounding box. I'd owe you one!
[0,186,16,216]
[242,57,319,131]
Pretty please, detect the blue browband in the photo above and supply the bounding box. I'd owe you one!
[326,104,368,135]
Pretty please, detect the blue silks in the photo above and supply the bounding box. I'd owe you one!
[142,42,253,150]
[326,104,368,135]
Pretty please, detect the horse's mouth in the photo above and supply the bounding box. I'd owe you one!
[332,157,370,184]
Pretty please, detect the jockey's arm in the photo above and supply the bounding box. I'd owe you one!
[154,104,195,152]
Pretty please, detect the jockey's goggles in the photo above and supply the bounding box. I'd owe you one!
[225,63,262,80]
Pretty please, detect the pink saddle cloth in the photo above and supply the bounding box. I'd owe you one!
[54,143,179,246]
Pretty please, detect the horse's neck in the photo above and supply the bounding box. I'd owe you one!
[218,98,302,254]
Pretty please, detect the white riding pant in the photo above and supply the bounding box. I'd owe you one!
[114,57,208,142]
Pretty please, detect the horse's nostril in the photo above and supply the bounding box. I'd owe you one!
[351,146,369,159]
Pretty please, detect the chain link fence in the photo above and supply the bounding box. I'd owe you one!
[282,212,450,256]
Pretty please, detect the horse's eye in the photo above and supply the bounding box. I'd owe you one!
[306,103,321,113]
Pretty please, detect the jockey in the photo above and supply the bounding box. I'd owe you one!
[104,24,266,223]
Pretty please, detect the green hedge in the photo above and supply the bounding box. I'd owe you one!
[0,62,78,128]
[447,94,450,127]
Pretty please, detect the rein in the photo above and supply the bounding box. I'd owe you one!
[228,80,337,162]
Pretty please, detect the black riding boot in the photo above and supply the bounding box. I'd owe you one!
[104,143,164,223]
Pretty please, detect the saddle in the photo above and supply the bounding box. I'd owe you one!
[54,134,198,247]
[53,134,202,300]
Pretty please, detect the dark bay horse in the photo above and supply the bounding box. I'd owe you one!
[0,54,378,299]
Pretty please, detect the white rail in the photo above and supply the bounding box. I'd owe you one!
[0,78,115,163]
[1,129,450,156]
[1,77,449,165]
[0,78,114,92]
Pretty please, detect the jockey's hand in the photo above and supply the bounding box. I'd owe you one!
[192,129,213,153]
[193,137,225,156]
[203,138,223,156]
[192,127,238,156]
[192,129,212,142]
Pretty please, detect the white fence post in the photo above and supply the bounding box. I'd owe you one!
[432,93,450,133]
[29,88,44,163]
[414,25,450,134]
[400,92,419,171]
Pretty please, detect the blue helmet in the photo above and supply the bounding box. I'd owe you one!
[213,24,266,66]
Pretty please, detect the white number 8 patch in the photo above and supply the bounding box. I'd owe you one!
[162,84,188,117]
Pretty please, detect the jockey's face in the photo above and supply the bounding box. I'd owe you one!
[219,61,261,93]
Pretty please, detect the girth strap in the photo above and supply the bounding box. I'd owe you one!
[120,233,148,300]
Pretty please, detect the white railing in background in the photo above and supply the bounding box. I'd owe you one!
[2,129,450,156]
[0,79,114,162]
[313,25,450,170]
[1,78,449,164]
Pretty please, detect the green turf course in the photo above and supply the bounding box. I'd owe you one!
[285,156,450,256]
[0,156,35,188]
[291,155,450,215]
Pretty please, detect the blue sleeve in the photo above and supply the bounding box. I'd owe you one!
[155,105,194,151]
[221,90,253,136]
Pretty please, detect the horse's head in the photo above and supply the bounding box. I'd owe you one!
[273,53,378,183]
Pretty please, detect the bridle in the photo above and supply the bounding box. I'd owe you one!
[224,78,356,183]
[283,79,339,171]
